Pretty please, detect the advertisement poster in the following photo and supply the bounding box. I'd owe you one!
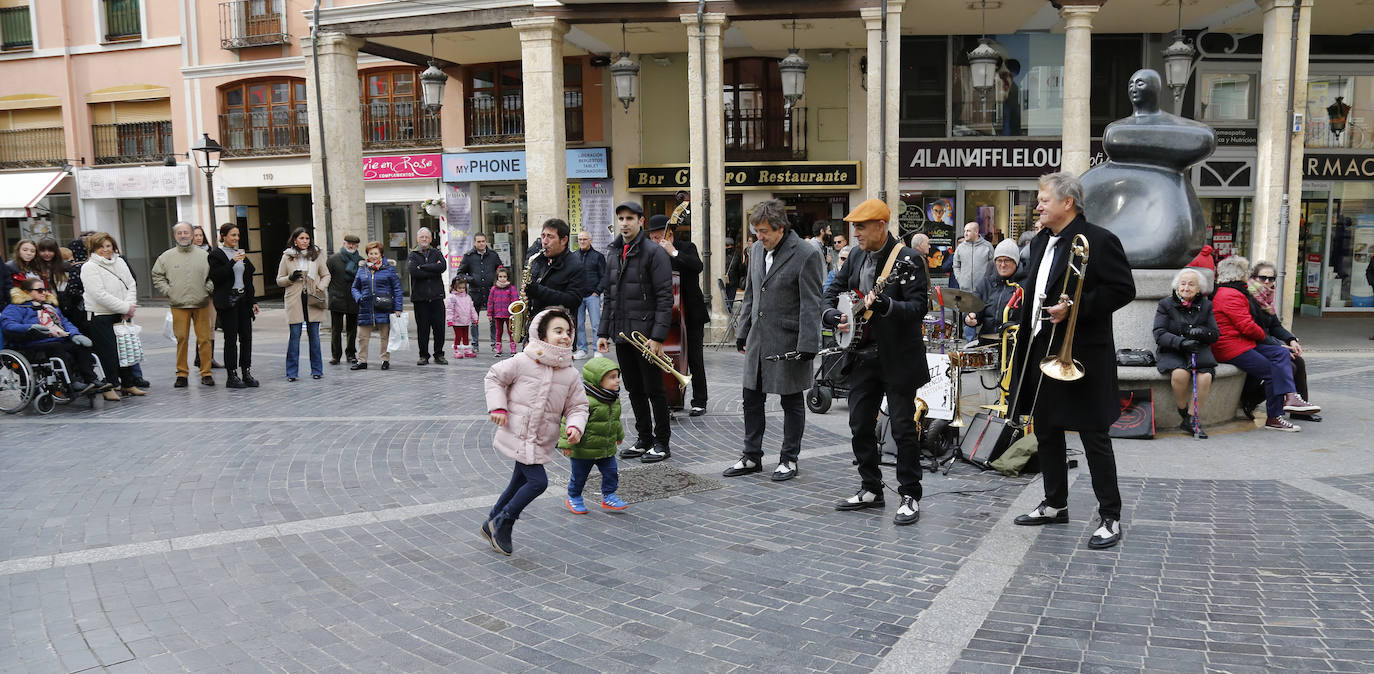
[567,183,583,236]
[1305,254,1322,299]
[445,183,472,272]
[925,197,954,226]
[580,180,614,252]
[1352,214,1374,308]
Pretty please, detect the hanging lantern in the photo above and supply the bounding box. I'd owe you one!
[1161,0,1194,103]
[779,49,809,110]
[968,39,999,91]
[1328,96,1350,140]
[420,60,448,113]
[610,21,639,112]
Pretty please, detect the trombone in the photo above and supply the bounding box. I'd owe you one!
[619,330,692,390]
[1007,233,1090,427]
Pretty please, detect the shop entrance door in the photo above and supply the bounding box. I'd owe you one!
[960,182,1038,247]
[478,183,525,273]
[1300,192,1331,316]
[372,204,412,292]
[117,197,176,300]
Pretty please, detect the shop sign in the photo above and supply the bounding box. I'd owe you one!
[76,165,191,199]
[363,153,442,181]
[1303,153,1374,180]
[898,140,1105,179]
[626,161,861,192]
[441,148,609,182]
[1214,127,1257,146]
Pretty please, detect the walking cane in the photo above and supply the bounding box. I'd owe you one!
[1190,353,1201,439]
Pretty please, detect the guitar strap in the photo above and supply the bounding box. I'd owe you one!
[860,244,907,322]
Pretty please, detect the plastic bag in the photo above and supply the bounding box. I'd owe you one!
[162,310,175,342]
[113,321,145,367]
[387,312,410,353]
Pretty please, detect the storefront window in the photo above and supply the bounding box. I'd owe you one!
[1305,75,1374,149]
[1327,182,1374,309]
[951,33,1064,137]
[900,37,948,138]
[1299,193,1329,314]
[1198,72,1258,122]
[1199,197,1251,259]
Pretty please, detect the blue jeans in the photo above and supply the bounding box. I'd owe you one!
[286,322,323,378]
[575,294,601,352]
[1225,343,1296,419]
[568,456,619,498]
[489,462,548,521]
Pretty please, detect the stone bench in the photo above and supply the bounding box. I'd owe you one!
[1117,363,1246,427]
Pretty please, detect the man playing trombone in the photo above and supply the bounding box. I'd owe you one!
[1010,171,1135,550]
[722,200,824,483]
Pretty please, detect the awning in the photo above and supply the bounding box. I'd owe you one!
[0,170,67,219]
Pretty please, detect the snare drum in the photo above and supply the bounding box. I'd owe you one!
[949,345,1000,371]
[921,316,955,342]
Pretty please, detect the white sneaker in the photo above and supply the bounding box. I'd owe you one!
[573,350,587,360]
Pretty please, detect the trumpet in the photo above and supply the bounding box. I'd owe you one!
[1039,234,1090,382]
[619,330,692,390]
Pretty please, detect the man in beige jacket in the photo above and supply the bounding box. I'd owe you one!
[152,222,215,387]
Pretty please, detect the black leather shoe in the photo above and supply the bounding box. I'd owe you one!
[689,406,707,417]
[770,461,797,482]
[893,496,920,526]
[1014,502,1069,526]
[380,361,390,370]
[173,376,188,388]
[1088,518,1122,549]
[722,457,762,477]
[201,375,215,387]
[350,362,368,370]
[620,441,650,459]
[416,357,429,366]
[835,489,885,511]
[432,354,448,365]
[226,375,246,389]
[133,378,151,389]
[640,445,670,463]
[241,370,260,387]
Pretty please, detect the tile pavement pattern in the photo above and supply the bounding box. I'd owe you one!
[3,342,1374,672]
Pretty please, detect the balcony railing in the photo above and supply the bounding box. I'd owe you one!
[465,90,584,147]
[0,128,65,169]
[92,121,173,165]
[725,106,806,161]
[362,101,441,150]
[103,0,140,41]
[218,0,288,50]
[220,108,309,157]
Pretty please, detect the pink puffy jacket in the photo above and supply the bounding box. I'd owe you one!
[483,309,589,465]
[445,290,478,326]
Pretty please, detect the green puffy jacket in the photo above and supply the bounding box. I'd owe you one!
[559,356,623,459]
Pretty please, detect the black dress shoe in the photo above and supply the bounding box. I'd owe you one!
[350,362,368,370]
[722,457,762,477]
[770,461,797,482]
[1014,502,1069,526]
[620,441,650,459]
[173,376,188,388]
[1088,518,1122,549]
[689,406,707,417]
[893,496,920,526]
[835,489,884,511]
[201,375,215,387]
[133,378,151,388]
[241,370,260,387]
[380,361,390,370]
[225,375,246,389]
[640,445,670,463]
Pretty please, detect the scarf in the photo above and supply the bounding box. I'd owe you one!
[1174,290,1194,309]
[32,302,66,336]
[1247,279,1276,315]
[584,381,619,403]
[339,247,362,275]
[364,260,384,272]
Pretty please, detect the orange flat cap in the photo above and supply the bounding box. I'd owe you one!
[843,198,890,223]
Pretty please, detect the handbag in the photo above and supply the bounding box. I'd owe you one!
[306,284,328,311]
[370,272,394,314]
[1116,349,1156,367]
[112,320,144,367]
[1109,388,1155,439]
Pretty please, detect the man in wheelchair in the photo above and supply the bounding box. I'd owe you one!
[2,278,110,396]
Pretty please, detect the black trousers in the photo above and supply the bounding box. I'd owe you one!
[1035,426,1121,521]
[222,302,254,371]
[21,341,98,383]
[687,321,708,407]
[742,367,804,464]
[87,314,134,387]
[615,341,671,446]
[330,310,357,361]
[847,358,923,500]
[413,298,446,358]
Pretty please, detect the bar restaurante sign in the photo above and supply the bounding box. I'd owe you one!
[899,140,1105,178]
[627,161,861,192]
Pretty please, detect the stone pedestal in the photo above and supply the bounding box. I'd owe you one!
[305,32,366,248]
[514,17,570,240]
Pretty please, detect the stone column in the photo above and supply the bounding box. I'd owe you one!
[1059,3,1100,176]
[1252,0,1311,326]
[304,32,366,247]
[681,13,728,324]
[861,1,903,218]
[514,17,570,245]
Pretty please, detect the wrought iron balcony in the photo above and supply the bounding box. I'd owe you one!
[92,121,173,165]
[362,101,441,150]
[219,108,309,157]
[464,90,584,147]
[218,0,289,50]
[725,106,806,161]
[0,128,65,169]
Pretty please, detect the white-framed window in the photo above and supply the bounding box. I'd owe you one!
[0,0,34,52]
[96,0,142,43]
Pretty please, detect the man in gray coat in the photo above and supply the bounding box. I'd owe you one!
[722,199,824,482]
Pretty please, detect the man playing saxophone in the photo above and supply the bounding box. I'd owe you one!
[1010,171,1135,550]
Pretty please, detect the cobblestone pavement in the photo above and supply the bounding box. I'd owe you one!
[2,310,1373,673]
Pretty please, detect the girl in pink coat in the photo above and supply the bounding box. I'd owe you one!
[481,307,589,555]
[446,277,479,359]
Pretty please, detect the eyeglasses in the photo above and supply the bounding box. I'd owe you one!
[1255,275,1276,282]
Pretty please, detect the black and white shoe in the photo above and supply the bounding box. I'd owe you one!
[620,440,650,459]
[1014,502,1068,526]
[640,445,670,463]
[722,457,762,477]
[893,496,920,525]
[689,406,707,417]
[835,489,884,511]
[1088,518,1122,549]
[770,461,797,482]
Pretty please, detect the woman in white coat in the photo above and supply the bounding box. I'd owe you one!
[79,232,144,401]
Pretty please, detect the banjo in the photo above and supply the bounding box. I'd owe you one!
[835,256,921,350]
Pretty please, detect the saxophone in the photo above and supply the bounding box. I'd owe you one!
[507,250,539,343]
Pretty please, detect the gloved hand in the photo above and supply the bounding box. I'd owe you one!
[868,293,892,315]
[29,324,49,334]
[1179,338,1201,354]
[736,338,747,352]
[1186,326,1209,339]
[72,335,92,348]
[796,351,816,362]
[289,270,304,282]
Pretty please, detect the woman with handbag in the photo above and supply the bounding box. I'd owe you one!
[349,241,404,370]
[79,232,144,401]
[209,223,260,389]
[276,227,331,381]
[1153,268,1219,438]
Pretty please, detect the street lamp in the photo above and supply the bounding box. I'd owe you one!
[1327,96,1350,142]
[779,18,809,110]
[1162,0,1195,106]
[967,1,999,91]
[610,20,639,112]
[420,33,447,113]
[189,133,224,241]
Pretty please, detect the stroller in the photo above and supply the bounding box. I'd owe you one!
[805,330,850,413]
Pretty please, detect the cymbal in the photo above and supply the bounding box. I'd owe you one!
[938,287,985,313]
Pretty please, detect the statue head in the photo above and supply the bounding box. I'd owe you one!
[1127,69,1162,114]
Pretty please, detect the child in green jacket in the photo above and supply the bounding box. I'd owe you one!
[560,356,628,513]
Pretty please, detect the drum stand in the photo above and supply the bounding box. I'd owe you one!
[937,347,969,475]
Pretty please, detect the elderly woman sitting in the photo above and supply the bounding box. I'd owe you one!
[1153,268,1219,438]
[1212,256,1318,432]
[1,278,110,396]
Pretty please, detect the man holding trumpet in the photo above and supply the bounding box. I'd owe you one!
[1010,171,1135,550]
[598,201,675,464]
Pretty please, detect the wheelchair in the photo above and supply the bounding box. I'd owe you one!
[0,347,103,415]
